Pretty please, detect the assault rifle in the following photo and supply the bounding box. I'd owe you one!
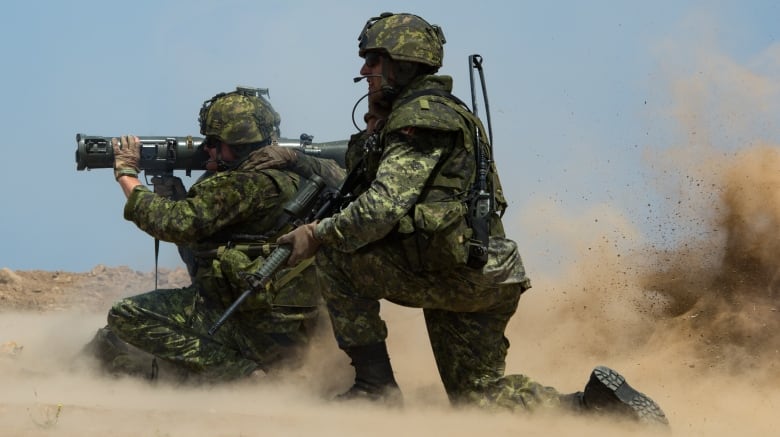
[208,134,371,335]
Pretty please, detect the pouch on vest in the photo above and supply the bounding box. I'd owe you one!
[397,200,472,272]
[216,248,272,311]
[215,247,320,312]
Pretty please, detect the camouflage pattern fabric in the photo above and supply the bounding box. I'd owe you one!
[199,93,280,145]
[289,153,346,189]
[123,168,296,243]
[90,161,323,382]
[317,243,559,410]
[106,281,316,381]
[241,147,347,190]
[315,74,563,411]
[358,13,445,68]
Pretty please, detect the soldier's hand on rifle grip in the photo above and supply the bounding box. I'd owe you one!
[277,221,321,266]
[112,135,141,180]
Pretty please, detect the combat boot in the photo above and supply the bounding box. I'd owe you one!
[572,365,668,426]
[336,342,403,406]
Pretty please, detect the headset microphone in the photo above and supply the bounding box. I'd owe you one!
[353,74,382,83]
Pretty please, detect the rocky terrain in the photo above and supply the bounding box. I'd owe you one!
[0,265,191,313]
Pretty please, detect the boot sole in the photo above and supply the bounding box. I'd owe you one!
[587,366,669,426]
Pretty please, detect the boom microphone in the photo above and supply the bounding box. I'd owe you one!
[353,74,382,83]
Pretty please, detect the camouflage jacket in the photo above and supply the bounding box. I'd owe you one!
[316,75,527,284]
[124,167,299,249]
[123,157,325,307]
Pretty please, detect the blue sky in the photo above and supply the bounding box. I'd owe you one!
[1,0,778,274]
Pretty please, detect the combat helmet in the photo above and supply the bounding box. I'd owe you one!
[358,12,446,68]
[198,86,281,147]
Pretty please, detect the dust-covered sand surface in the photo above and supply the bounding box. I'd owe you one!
[1,238,778,437]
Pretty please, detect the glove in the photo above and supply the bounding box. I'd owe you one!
[242,145,299,171]
[277,221,321,266]
[112,135,141,180]
[150,175,187,200]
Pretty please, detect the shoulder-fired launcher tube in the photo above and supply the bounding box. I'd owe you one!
[75,134,205,175]
[75,133,347,174]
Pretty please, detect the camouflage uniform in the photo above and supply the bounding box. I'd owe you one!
[314,71,566,409]
[113,167,319,380]
[302,14,669,427]
[88,90,340,382]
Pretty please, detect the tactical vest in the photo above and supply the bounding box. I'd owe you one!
[375,88,509,272]
[194,168,319,311]
[191,168,300,254]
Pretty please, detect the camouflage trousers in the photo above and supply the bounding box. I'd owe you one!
[88,285,316,382]
[317,244,563,412]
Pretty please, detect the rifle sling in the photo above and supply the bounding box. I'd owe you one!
[273,256,314,290]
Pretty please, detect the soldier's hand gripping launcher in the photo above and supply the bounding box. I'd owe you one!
[75,132,348,177]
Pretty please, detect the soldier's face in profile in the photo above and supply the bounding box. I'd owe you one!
[360,51,385,93]
[204,140,237,171]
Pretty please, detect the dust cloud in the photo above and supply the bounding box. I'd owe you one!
[2,45,779,437]
[506,39,780,436]
[0,308,677,437]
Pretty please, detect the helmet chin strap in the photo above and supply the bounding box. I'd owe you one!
[379,59,401,100]
[215,160,231,171]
